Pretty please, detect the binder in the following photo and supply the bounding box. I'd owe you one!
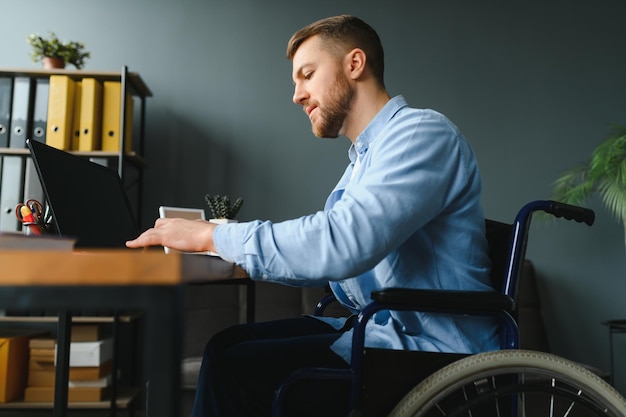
[46,75,76,150]
[101,81,133,153]
[78,78,102,151]
[0,77,12,147]
[9,77,33,149]
[71,81,82,150]
[31,78,50,143]
[0,156,25,232]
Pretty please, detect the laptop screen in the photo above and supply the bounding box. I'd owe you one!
[27,139,140,248]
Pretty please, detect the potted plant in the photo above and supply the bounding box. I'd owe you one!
[205,194,244,223]
[550,125,626,248]
[27,32,90,69]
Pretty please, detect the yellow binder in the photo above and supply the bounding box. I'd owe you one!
[71,81,82,150]
[46,75,75,150]
[78,78,102,151]
[101,81,133,153]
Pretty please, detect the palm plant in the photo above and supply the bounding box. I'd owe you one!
[550,125,626,248]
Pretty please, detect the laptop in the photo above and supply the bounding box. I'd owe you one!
[27,139,140,248]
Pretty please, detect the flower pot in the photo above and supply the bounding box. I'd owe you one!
[42,56,65,69]
[209,218,237,225]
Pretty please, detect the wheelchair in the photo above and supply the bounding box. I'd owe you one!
[272,200,626,417]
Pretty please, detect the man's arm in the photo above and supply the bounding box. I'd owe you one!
[126,218,218,254]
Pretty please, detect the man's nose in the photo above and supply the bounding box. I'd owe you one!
[292,83,307,105]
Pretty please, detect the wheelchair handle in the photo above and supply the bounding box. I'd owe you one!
[546,200,595,226]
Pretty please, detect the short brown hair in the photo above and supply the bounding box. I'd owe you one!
[286,15,385,86]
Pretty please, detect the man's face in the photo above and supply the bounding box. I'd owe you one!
[291,36,354,138]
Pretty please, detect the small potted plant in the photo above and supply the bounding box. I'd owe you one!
[205,194,244,223]
[550,125,626,249]
[27,32,90,69]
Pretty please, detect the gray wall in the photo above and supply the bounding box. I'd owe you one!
[3,0,626,392]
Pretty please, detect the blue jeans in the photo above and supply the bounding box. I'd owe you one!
[190,316,352,417]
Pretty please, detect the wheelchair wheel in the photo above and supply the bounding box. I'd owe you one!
[388,349,626,417]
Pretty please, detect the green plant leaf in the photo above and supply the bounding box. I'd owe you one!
[27,32,90,69]
[549,125,626,238]
[205,194,244,219]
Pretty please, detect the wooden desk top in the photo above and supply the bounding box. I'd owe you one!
[0,250,247,285]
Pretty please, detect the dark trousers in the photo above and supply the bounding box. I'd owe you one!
[190,316,353,417]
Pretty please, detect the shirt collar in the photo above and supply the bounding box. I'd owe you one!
[349,95,409,163]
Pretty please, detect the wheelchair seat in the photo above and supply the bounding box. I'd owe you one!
[272,200,595,417]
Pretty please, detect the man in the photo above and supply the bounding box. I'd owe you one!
[127,15,498,417]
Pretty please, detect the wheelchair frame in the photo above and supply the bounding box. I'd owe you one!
[272,200,626,417]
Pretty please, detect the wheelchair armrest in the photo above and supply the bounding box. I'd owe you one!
[371,288,515,314]
[315,293,338,316]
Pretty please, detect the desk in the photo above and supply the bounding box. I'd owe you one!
[0,250,247,417]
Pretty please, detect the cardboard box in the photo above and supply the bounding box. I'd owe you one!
[24,386,109,402]
[0,332,34,402]
[26,368,55,387]
[71,324,106,342]
[29,337,55,349]
[28,359,113,386]
[29,347,55,362]
[55,338,113,367]
[68,359,113,381]
[27,372,111,389]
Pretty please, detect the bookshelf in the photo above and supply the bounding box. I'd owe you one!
[0,66,151,414]
[0,66,151,232]
[0,314,143,413]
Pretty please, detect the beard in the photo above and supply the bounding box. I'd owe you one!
[312,71,354,138]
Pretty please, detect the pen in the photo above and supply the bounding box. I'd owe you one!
[20,205,42,235]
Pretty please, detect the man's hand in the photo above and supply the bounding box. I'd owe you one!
[126,218,218,253]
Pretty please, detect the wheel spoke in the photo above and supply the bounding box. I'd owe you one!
[550,378,555,417]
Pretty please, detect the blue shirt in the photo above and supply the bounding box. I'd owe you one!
[214,96,499,362]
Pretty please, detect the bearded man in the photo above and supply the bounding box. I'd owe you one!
[128,14,498,417]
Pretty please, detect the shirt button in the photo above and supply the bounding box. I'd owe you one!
[262,274,269,280]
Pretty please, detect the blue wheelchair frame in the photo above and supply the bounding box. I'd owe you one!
[272,200,594,416]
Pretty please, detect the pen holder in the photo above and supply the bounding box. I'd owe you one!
[22,219,53,236]
[22,221,41,236]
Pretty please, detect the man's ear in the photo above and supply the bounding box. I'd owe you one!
[345,48,366,80]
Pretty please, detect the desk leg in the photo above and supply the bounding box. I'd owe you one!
[55,309,71,417]
[247,281,255,323]
[144,286,184,417]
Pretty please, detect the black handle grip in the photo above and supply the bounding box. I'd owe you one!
[547,200,595,226]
